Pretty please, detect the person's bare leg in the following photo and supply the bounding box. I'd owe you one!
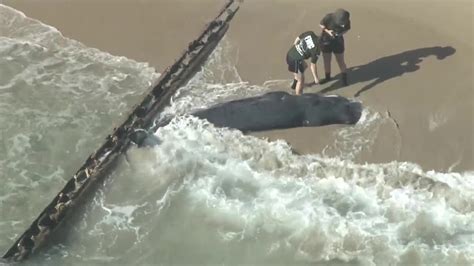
[335,53,348,86]
[321,52,332,83]
[335,53,347,72]
[323,52,332,74]
[295,72,304,95]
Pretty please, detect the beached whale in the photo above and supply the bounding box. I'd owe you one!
[131,91,362,147]
[192,91,362,132]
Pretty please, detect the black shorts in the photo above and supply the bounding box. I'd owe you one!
[286,54,306,73]
[320,36,345,54]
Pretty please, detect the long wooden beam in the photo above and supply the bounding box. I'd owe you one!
[2,0,240,261]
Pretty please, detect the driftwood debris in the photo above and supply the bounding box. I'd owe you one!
[2,0,240,261]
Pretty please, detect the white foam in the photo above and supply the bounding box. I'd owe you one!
[0,4,159,250]
[1,5,472,265]
[160,39,270,121]
[124,116,473,264]
[428,109,450,131]
[55,114,465,263]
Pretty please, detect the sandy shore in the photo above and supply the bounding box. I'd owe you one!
[4,0,473,172]
[2,0,225,72]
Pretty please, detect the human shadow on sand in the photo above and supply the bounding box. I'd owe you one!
[318,46,456,97]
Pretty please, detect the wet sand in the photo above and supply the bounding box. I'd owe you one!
[4,0,473,172]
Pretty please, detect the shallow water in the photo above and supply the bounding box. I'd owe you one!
[0,4,473,266]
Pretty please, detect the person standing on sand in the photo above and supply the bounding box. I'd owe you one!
[286,31,321,95]
[319,8,351,86]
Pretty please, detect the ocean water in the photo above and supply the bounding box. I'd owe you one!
[1,4,473,266]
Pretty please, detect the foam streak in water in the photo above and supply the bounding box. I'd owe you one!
[53,116,474,265]
[0,4,158,253]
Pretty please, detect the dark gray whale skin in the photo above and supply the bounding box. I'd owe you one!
[192,91,362,133]
[132,91,362,146]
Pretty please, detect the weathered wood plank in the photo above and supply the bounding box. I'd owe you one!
[2,0,240,261]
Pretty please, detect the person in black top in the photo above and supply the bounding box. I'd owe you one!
[286,31,321,95]
[319,8,351,86]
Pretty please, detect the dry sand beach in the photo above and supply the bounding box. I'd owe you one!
[1,0,474,265]
[4,0,473,172]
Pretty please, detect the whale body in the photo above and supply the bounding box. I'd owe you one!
[192,91,362,132]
